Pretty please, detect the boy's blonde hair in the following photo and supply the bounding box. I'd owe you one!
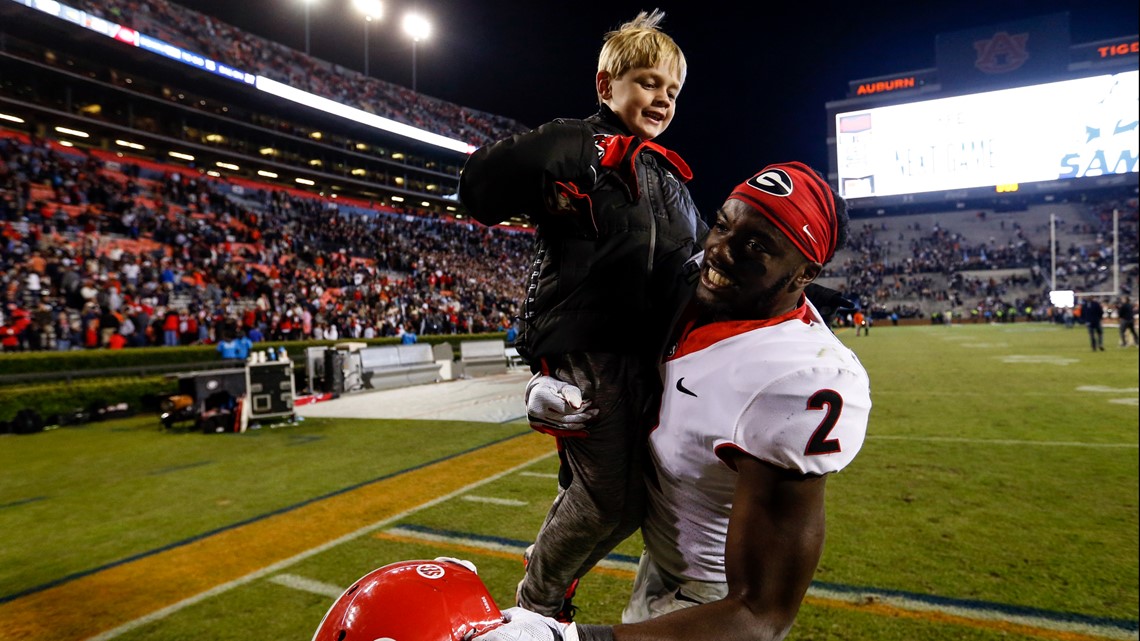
[597,9,687,85]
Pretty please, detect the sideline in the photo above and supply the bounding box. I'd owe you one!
[0,431,554,641]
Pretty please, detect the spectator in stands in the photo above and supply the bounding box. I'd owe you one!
[107,328,128,350]
[1080,296,1105,351]
[130,303,151,347]
[216,329,245,362]
[1117,296,1137,347]
[162,308,179,346]
[54,310,74,351]
[1,305,30,351]
[98,304,121,347]
[399,323,417,345]
[179,308,197,345]
[459,10,702,622]
[505,319,519,346]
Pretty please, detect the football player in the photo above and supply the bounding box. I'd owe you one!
[478,161,871,641]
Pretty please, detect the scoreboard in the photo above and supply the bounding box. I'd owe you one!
[826,12,1138,211]
[834,71,1137,199]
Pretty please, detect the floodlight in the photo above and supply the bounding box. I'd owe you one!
[354,0,382,19]
[402,12,431,41]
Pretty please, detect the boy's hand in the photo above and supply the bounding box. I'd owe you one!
[548,180,593,218]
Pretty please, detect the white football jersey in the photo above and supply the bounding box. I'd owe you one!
[642,298,871,583]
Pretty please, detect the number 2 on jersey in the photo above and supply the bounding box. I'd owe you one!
[804,389,843,455]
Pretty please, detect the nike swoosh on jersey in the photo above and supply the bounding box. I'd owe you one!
[676,377,698,397]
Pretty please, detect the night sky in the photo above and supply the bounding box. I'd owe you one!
[171,0,1137,210]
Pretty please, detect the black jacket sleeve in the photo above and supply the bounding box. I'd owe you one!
[805,283,853,326]
[458,120,598,227]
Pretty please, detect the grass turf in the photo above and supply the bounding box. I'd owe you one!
[0,322,1136,640]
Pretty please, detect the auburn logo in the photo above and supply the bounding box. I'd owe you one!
[973,31,1030,74]
[747,169,793,197]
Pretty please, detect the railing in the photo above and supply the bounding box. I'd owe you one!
[0,359,254,386]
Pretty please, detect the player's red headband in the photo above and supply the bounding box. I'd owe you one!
[727,161,837,264]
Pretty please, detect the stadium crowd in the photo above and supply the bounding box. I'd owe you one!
[4,142,1135,353]
[829,199,1139,324]
[0,132,531,351]
[2,127,1137,352]
[68,0,529,148]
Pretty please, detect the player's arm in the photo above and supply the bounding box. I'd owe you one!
[609,451,827,641]
[482,458,828,641]
[458,121,597,226]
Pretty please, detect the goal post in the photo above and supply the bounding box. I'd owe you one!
[1049,209,1120,306]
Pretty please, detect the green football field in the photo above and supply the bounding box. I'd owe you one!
[0,322,1136,641]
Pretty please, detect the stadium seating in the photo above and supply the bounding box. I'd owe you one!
[820,199,1138,322]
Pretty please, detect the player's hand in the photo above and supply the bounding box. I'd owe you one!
[525,373,599,438]
[475,607,574,641]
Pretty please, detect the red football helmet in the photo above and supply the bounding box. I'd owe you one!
[311,559,506,641]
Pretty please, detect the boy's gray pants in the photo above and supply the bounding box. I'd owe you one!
[517,351,658,616]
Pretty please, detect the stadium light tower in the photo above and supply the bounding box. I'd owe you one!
[354,0,383,77]
[402,11,431,92]
[301,0,317,56]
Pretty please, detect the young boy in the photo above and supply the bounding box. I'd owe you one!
[459,10,703,622]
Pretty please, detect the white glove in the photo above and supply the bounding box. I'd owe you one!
[525,374,599,437]
[476,607,578,641]
[433,556,477,573]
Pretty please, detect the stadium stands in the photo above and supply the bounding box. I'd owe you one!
[0,0,530,219]
[0,0,1136,357]
[821,197,1139,322]
[67,0,529,148]
[0,130,531,351]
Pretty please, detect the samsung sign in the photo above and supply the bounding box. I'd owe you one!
[834,70,1138,199]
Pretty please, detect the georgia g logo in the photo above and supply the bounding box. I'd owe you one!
[747,168,794,197]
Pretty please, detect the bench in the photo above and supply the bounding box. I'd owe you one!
[303,344,441,394]
[359,344,442,390]
[504,346,527,369]
[459,339,509,378]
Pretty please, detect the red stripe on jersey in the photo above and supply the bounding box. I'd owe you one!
[670,300,812,360]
